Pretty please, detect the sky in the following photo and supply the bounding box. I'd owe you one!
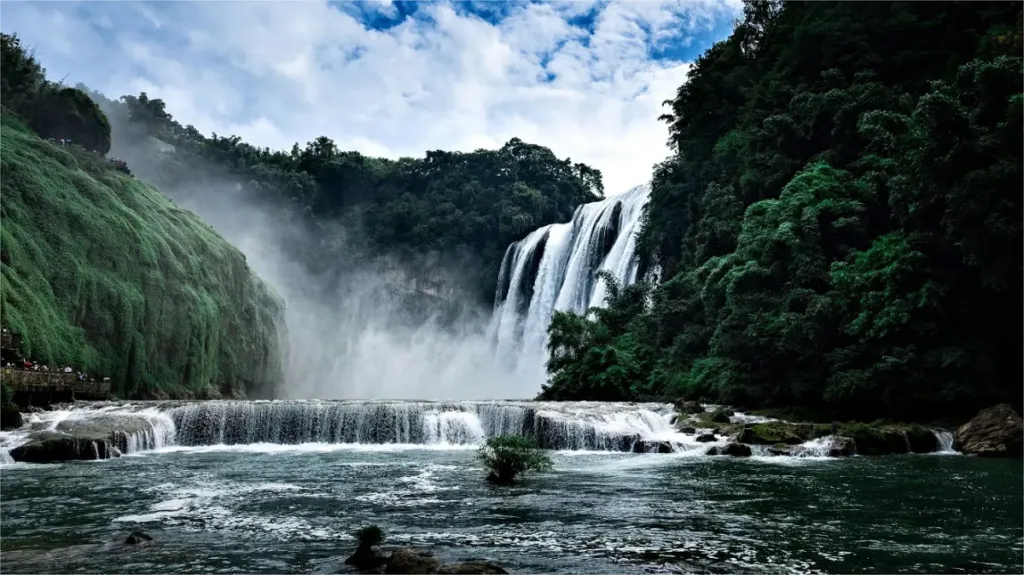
[1,0,740,195]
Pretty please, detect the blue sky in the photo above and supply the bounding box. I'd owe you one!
[0,0,740,193]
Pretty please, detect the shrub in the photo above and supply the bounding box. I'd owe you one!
[477,435,552,484]
[355,525,384,548]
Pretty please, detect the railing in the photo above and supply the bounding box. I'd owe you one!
[1,369,111,400]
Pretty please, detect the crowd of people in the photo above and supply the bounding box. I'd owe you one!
[0,328,109,384]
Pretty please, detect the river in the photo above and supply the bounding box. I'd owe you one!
[0,401,1021,573]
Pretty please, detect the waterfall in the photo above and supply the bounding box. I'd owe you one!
[0,400,689,461]
[169,400,678,451]
[491,183,651,374]
[932,430,956,454]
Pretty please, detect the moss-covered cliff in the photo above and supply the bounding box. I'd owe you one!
[0,114,285,398]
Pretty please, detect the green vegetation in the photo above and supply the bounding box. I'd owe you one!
[355,525,385,548]
[0,34,285,398]
[478,435,553,484]
[80,86,602,303]
[0,383,21,430]
[0,34,110,154]
[543,2,1022,421]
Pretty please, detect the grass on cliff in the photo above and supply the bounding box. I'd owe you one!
[0,114,284,398]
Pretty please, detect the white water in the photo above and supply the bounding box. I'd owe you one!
[0,401,962,464]
[490,184,651,377]
[933,430,957,454]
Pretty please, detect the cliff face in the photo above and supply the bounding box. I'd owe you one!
[0,115,285,398]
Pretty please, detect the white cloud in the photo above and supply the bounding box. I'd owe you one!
[0,0,740,195]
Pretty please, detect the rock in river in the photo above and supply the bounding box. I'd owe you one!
[955,404,1023,458]
[9,415,160,463]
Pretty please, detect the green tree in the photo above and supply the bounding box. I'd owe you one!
[477,435,552,484]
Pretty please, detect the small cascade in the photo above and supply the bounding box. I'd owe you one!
[791,436,838,458]
[933,430,957,454]
[491,184,652,374]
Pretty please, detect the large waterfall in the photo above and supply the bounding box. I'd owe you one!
[490,183,651,376]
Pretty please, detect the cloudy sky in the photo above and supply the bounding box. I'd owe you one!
[1,0,740,194]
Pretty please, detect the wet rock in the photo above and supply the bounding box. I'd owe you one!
[955,404,1023,458]
[708,409,732,424]
[828,436,856,457]
[345,544,388,571]
[438,561,508,574]
[904,426,939,453]
[740,424,804,445]
[385,548,441,574]
[838,425,909,455]
[1,404,23,430]
[707,442,751,457]
[631,440,674,454]
[125,531,153,545]
[675,399,703,414]
[678,426,696,434]
[695,433,716,443]
[8,415,155,463]
[767,444,792,456]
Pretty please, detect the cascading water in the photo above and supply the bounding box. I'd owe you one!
[490,184,651,375]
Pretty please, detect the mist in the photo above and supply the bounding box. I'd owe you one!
[104,129,544,400]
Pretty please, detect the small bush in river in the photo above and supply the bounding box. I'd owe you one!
[477,435,553,484]
[355,525,384,548]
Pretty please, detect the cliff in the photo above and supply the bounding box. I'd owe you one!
[0,114,285,399]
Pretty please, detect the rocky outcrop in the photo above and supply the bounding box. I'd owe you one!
[631,440,674,453]
[695,433,716,443]
[9,415,159,463]
[125,532,153,545]
[382,548,507,574]
[955,404,1023,458]
[706,442,751,457]
[1,403,23,430]
[827,436,856,457]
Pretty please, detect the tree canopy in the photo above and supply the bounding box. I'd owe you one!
[543,1,1023,421]
[80,86,603,302]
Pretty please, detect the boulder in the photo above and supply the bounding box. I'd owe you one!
[708,409,732,424]
[707,442,751,457]
[631,440,674,454]
[955,404,1024,458]
[385,548,441,574]
[125,531,153,545]
[767,444,792,456]
[827,436,856,457]
[904,426,939,453]
[1,404,23,430]
[741,424,806,445]
[345,544,388,570]
[695,433,716,443]
[8,415,156,463]
[678,426,696,434]
[839,425,909,455]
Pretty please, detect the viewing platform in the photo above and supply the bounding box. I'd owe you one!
[1,368,112,405]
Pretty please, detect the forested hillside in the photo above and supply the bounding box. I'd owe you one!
[0,35,285,398]
[80,88,603,303]
[543,1,1023,420]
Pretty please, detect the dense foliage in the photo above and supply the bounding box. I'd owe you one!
[477,435,553,484]
[543,1,1022,420]
[79,86,602,302]
[1,33,284,399]
[0,115,285,398]
[0,34,111,154]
